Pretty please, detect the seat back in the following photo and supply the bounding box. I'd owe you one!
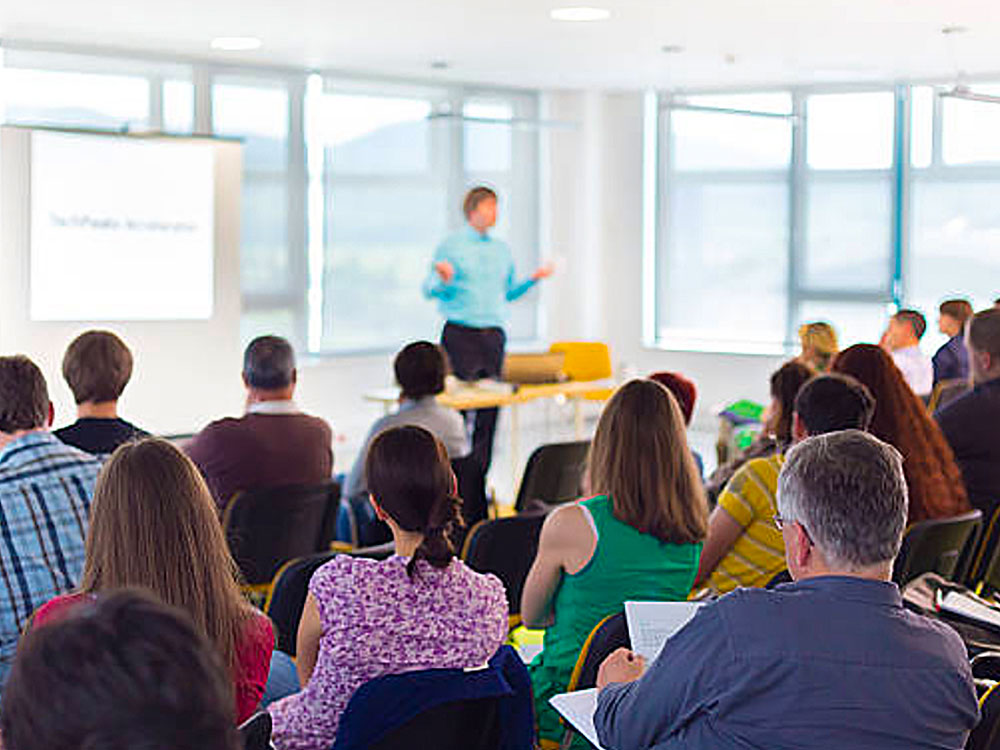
[462,514,546,616]
[452,454,488,549]
[224,481,339,586]
[238,712,272,750]
[968,682,1000,750]
[927,378,971,414]
[893,510,983,586]
[514,441,590,513]
[566,611,630,692]
[548,342,612,382]
[965,504,1000,592]
[332,645,532,750]
[264,551,338,655]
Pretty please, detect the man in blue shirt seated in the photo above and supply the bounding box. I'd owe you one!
[933,299,973,386]
[594,429,979,750]
[423,186,553,473]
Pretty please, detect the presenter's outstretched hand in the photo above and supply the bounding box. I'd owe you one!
[435,261,455,283]
[596,648,646,689]
[531,261,556,281]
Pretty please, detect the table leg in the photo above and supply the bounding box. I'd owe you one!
[511,402,521,494]
[574,398,584,439]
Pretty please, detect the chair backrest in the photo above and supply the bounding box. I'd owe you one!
[548,341,612,382]
[238,712,272,750]
[264,551,338,655]
[968,682,1000,750]
[514,441,590,513]
[332,645,532,750]
[462,514,546,616]
[893,510,983,586]
[451,454,488,549]
[566,611,630,692]
[224,481,340,586]
[765,569,792,589]
[928,378,972,414]
[966,504,1000,592]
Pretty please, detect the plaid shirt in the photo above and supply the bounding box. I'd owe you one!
[0,432,100,691]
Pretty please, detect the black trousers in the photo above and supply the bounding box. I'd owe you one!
[441,321,506,474]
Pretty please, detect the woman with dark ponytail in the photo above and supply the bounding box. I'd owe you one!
[269,426,508,750]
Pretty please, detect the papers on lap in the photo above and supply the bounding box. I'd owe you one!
[550,689,606,750]
[625,600,704,663]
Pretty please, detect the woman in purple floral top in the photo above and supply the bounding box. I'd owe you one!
[269,426,508,750]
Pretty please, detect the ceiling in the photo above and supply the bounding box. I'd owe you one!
[3,0,1000,90]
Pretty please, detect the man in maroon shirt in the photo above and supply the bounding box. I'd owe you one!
[186,336,333,511]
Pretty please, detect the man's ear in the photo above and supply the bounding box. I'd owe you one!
[790,521,812,571]
[47,402,55,428]
[241,372,250,388]
[291,368,298,386]
[791,412,808,443]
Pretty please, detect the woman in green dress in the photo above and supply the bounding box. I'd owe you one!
[521,379,709,747]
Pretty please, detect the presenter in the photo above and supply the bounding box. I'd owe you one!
[423,186,554,474]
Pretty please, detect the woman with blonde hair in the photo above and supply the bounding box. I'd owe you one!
[521,379,708,747]
[32,438,273,723]
[798,321,839,372]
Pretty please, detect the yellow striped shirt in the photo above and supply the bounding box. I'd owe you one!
[708,454,787,595]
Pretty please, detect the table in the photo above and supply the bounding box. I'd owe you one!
[363,379,616,487]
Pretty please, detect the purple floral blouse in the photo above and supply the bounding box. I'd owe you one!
[269,554,508,750]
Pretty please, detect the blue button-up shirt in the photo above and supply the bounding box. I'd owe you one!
[933,335,970,385]
[0,432,101,691]
[422,227,537,329]
[595,576,979,750]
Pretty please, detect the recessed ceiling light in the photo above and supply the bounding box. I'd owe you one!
[210,36,262,51]
[661,45,685,55]
[550,7,611,22]
[941,25,969,36]
[430,60,451,70]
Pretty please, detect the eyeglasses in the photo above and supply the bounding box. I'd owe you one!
[773,514,814,545]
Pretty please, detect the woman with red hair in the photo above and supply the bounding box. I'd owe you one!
[831,344,969,523]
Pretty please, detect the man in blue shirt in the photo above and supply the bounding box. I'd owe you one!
[594,430,979,750]
[0,356,101,692]
[933,299,973,386]
[423,186,553,472]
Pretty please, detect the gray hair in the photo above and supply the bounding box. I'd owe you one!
[242,336,295,390]
[777,430,908,570]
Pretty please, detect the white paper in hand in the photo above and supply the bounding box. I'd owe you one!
[549,688,606,750]
[625,601,703,664]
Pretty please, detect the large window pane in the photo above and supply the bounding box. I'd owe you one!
[942,85,1000,165]
[213,83,289,172]
[241,177,290,293]
[660,180,788,349]
[1,67,149,130]
[910,86,934,169]
[803,178,892,290]
[163,79,194,134]
[464,100,513,173]
[807,92,894,170]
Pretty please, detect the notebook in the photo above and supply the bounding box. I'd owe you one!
[549,689,606,750]
[624,600,704,663]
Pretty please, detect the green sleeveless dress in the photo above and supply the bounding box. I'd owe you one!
[528,495,701,745]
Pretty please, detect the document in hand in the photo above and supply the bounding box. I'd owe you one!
[549,689,606,750]
[625,600,704,664]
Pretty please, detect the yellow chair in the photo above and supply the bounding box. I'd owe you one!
[548,341,616,403]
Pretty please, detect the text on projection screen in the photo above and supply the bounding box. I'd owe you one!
[30,131,215,321]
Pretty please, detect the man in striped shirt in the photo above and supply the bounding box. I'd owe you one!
[695,374,876,594]
[0,356,101,692]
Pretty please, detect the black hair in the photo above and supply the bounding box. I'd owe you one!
[394,341,447,400]
[243,335,295,389]
[794,373,876,436]
[769,360,815,446]
[365,426,462,578]
[0,589,238,750]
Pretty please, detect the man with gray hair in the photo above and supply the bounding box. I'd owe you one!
[593,430,979,749]
[186,335,332,510]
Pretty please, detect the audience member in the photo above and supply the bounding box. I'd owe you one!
[881,308,933,396]
[186,335,333,510]
[593,430,979,749]
[344,341,469,500]
[32,438,273,723]
[933,299,974,386]
[2,590,239,750]
[832,343,969,522]
[521,379,708,747]
[705,360,813,504]
[695,374,875,594]
[269,426,507,750]
[54,330,149,455]
[797,321,839,372]
[936,308,1000,517]
[648,370,703,477]
[0,356,101,692]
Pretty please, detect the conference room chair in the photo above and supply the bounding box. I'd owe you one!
[223,481,341,602]
[331,645,533,750]
[451,453,489,548]
[237,712,273,750]
[927,378,972,414]
[968,652,1000,750]
[462,513,547,628]
[893,510,983,587]
[264,551,338,656]
[964,504,1000,591]
[765,569,792,589]
[514,440,590,514]
[548,341,616,403]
